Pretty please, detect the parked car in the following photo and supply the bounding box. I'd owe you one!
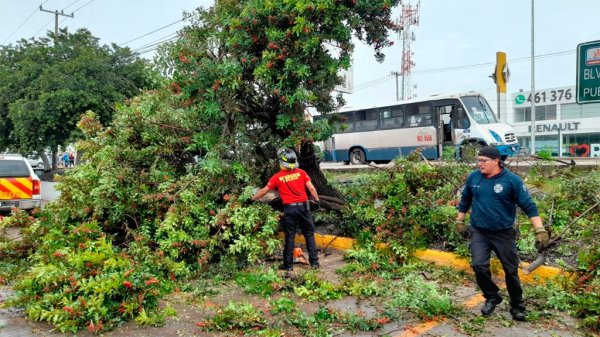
[26,154,44,168]
[0,154,42,212]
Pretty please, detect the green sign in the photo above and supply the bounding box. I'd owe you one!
[577,40,600,104]
[515,94,526,104]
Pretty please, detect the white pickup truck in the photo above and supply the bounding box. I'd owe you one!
[0,155,42,212]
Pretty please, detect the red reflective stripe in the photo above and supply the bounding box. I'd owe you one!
[0,184,14,199]
[5,178,32,196]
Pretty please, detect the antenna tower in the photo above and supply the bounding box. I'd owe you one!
[397,1,420,100]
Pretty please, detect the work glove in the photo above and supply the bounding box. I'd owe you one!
[534,227,550,251]
[309,200,320,211]
[456,219,469,239]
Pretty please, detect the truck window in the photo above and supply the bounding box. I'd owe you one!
[0,160,30,177]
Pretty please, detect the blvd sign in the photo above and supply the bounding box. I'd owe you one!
[577,40,600,104]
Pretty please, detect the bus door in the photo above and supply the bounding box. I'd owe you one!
[434,100,461,157]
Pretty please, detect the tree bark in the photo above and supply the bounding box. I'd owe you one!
[38,150,50,172]
[298,141,345,210]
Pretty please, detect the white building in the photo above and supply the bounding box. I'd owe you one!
[509,85,600,157]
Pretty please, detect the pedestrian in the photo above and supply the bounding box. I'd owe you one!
[252,148,320,272]
[455,146,549,321]
[62,152,69,168]
[68,151,75,167]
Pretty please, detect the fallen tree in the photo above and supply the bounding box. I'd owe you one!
[5,0,401,332]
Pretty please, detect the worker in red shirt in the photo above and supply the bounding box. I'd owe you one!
[252,148,320,271]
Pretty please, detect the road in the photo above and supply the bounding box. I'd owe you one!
[40,181,59,207]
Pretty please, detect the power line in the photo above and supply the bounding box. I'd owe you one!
[136,39,177,55]
[134,35,179,55]
[121,11,204,54]
[354,73,396,89]
[2,1,49,44]
[73,0,96,13]
[120,19,183,46]
[354,49,577,91]
[33,17,55,38]
[413,50,574,75]
[133,33,178,52]
[62,0,83,11]
[354,75,394,91]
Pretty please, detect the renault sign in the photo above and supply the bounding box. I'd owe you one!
[577,40,600,104]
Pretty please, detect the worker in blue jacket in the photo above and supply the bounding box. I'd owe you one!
[456,146,549,321]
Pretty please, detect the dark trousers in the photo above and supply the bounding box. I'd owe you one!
[280,204,319,269]
[470,226,524,308]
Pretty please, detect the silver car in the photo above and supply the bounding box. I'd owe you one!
[26,155,44,168]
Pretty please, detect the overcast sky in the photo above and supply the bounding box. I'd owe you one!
[2,0,599,116]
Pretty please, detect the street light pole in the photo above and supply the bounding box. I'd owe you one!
[530,0,536,155]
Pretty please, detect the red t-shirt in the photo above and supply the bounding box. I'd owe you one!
[267,168,310,204]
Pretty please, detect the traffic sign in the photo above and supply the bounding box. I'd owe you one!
[577,40,600,104]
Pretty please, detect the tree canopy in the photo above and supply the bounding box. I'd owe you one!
[0,28,155,156]
[154,0,400,183]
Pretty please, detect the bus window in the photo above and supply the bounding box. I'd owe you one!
[436,105,453,124]
[380,106,404,129]
[461,95,497,125]
[380,109,391,119]
[405,103,433,127]
[355,109,378,132]
[339,111,355,133]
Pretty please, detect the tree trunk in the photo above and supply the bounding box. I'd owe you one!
[51,149,57,171]
[38,150,50,172]
[298,141,345,211]
[75,149,84,166]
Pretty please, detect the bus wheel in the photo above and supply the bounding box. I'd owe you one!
[349,148,366,165]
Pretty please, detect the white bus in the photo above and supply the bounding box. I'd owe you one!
[316,92,520,164]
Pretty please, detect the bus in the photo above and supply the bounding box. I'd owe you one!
[316,92,520,164]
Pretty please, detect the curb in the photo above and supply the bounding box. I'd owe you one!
[293,233,564,284]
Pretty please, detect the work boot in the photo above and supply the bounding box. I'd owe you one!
[510,304,527,321]
[480,296,503,316]
[310,262,320,270]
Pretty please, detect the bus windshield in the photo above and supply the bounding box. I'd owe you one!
[461,95,497,125]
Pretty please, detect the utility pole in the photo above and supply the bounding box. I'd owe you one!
[391,71,401,101]
[39,5,73,171]
[396,1,420,101]
[39,5,74,42]
[530,0,536,155]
